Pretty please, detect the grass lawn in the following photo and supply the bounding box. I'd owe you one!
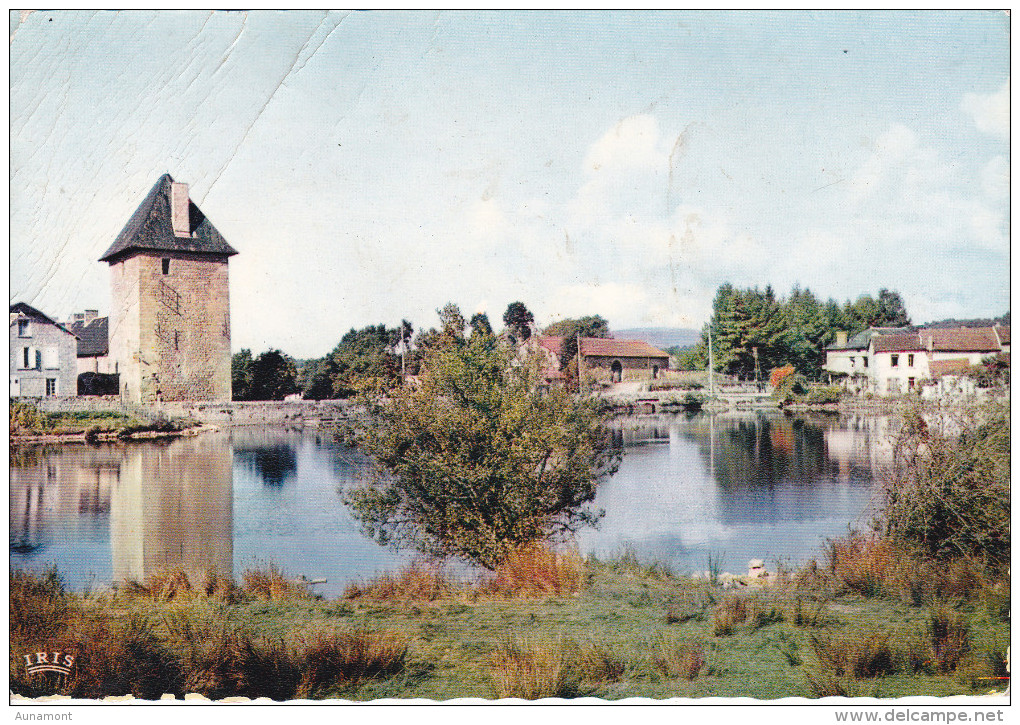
[10,553,1009,701]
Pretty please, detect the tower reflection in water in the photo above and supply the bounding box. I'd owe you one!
[10,435,233,585]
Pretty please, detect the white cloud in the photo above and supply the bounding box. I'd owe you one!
[961,79,1010,140]
[583,114,665,174]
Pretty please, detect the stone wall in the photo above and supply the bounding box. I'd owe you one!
[110,251,231,404]
[584,355,669,382]
[37,397,355,427]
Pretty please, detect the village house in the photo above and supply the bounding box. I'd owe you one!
[65,309,115,375]
[536,335,671,384]
[100,174,237,404]
[824,325,1009,396]
[9,302,78,398]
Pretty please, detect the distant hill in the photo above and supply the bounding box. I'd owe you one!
[613,327,702,350]
[917,313,1009,329]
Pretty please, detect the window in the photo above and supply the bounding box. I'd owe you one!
[863,357,868,368]
[43,347,59,369]
[174,331,179,351]
[907,354,914,367]
[890,354,899,367]
[45,378,56,396]
[17,319,30,337]
[21,347,37,370]
[162,258,170,275]
[908,377,915,389]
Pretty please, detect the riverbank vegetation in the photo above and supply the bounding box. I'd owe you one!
[9,400,194,440]
[343,318,621,569]
[10,543,1008,701]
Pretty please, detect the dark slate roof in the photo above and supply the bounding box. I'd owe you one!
[826,327,910,351]
[68,317,109,357]
[99,174,238,263]
[9,302,76,337]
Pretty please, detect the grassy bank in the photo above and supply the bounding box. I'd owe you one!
[9,400,196,441]
[10,543,1009,701]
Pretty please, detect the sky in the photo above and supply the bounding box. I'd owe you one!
[9,10,1011,359]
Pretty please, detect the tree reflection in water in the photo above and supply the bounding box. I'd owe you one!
[234,445,298,487]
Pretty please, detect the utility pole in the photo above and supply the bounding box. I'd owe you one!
[707,325,715,398]
[576,332,584,391]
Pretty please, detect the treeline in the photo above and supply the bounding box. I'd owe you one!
[232,301,545,401]
[677,284,912,380]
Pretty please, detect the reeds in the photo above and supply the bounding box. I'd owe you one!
[479,543,586,597]
[490,637,576,699]
[928,603,970,673]
[809,630,896,679]
[711,594,748,636]
[296,629,409,697]
[241,564,310,601]
[489,636,625,699]
[344,564,454,602]
[651,635,706,680]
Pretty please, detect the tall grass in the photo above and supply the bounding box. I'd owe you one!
[241,564,311,601]
[809,630,896,679]
[344,564,454,602]
[489,636,625,699]
[479,543,585,597]
[651,635,706,680]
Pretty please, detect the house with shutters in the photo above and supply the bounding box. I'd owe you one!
[9,302,78,398]
[100,174,237,404]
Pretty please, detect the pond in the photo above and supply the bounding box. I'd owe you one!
[9,412,895,598]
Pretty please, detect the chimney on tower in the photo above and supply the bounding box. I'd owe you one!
[170,182,190,237]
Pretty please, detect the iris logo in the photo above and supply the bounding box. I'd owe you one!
[23,651,75,676]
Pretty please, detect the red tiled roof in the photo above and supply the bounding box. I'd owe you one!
[580,337,669,359]
[534,335,669,360]
[872,333,923,353]
[537,336,565,355]
[995,325,1010,345]
[929,359,974,378]
[921,327,1001,353]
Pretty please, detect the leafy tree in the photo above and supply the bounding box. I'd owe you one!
[469,312,493,339]
[327,324,403,397]
[502,301,535,342]
[543,315,610,339]
[248,349,299,401]
[673,345,706,371]
[344,335,622,569]
[231,349,254,401]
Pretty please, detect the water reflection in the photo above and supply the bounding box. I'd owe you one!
[10,413,893,593]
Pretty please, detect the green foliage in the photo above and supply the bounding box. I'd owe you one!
[881,399,1010,568]
[231,349,254,401]
[301,324,407,400]
[543,315,610,340]
[701,283,912,381]
[244,349,299,401]
[469,312,493,339]
[805,387,842,405]
[344,334,621,569]
[673,345,706,371]
[502,301,535,342]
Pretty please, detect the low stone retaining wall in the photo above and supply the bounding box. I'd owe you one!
[32,397,356,427]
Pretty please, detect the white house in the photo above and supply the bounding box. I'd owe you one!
[9,302,78,398]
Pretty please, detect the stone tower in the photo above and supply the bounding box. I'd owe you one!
[100,174,237,404]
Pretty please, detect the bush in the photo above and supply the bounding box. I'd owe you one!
[806,386,842,405]
[880,399,1009,567]
[928,604,970,673]
[712,595,748,636]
